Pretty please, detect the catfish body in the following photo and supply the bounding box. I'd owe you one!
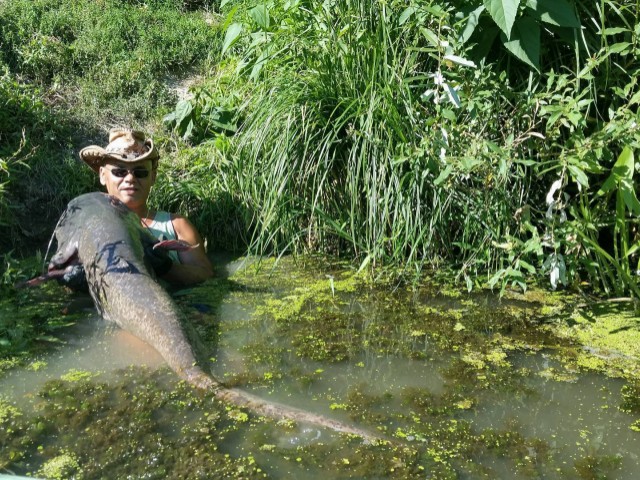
[48,192,378,441]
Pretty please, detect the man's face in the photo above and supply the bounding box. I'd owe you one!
[99,159,156,210]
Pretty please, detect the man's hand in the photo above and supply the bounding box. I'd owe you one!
[144,244,173,277]
[57,264,89,292]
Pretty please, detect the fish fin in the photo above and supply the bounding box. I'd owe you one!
[16,269,67,288]
[49,242,79,270]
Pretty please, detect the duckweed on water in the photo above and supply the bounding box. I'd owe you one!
[0,280,84,374]
[37,451,83,480]
[620,382,640,414]
[0,397,40,470]
[9,367,271,479]
[558,302,640,379]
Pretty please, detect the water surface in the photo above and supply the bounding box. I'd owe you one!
[1,256,639,479]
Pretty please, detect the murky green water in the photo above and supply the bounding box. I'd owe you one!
[1,256,639,479]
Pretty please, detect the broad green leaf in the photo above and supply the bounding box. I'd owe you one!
[174,100,193,125]
[420,27,440,48]
[597,173,617,195]
[567,164,589,188]
[441,108,456,121]
[602,27,630,35]
[182,119,194,140]
[434,164,453,185]
[249,5,270,30]
[208,108,237,133]
[443,55,477,68]
[597,146,635,195]
[460,156,482,171]
[621,184,640,216]
[457,5,485,44]
[473,25,500,59]
[399,6,416,25]
[484,0,519,38]
[162,111,176,125]
[221,23,242,57]
[615,146,635,180]
[444,83,461,107]
[488,268,506,289]
[525,0,580,28]
[609,42,632,54]
[502,17,540,71]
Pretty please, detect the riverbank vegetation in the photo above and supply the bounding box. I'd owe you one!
[1,0,639,298]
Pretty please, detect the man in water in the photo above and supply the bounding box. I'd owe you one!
[63,128,213,287]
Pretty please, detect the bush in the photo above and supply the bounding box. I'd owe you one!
[169,0,640,297]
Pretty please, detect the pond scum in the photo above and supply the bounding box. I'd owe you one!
[1,256,639,479]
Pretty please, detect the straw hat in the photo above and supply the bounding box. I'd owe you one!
[79,128,159,173]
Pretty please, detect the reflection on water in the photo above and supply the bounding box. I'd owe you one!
[466,353,640,477]
[1,256,639,479]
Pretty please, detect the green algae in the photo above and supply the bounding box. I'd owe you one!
[553,301,640,379]
[8,367,272,479]
[0,280,85,376]
[0,396,40,471]
[37,451,83,480]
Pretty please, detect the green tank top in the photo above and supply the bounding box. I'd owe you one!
[146,211,180,263]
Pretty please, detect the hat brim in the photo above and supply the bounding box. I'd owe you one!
[79,143,159,173]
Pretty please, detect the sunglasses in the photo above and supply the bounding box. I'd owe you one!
[107,166,150,179]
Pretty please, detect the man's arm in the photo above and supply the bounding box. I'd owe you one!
[159,214,214,285]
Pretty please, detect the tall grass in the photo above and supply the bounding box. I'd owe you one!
[214,0,538,283]
[169,0,638,296]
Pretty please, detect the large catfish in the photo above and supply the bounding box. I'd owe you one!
[42,192,377,440]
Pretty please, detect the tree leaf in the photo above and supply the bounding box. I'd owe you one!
[525,0,580,28]
[484,0,519,38]
[420,27,440,48]
[182,118,194,140]
[457,5,485,44]
[608,42,632,54]
[174,100,193,126]
[602,27,630,36]
[443,54,476,68]
[399,6,416,25]
[434,164,453,185]
[614,146,635,181]
[597,146,635,195]
[221,23,243,57]
[162,111,176,126]
[502,16,540,71]
[567,164,589,188]
[621,183,640,216]
[249,4,270,30]
[444,83,462,107]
